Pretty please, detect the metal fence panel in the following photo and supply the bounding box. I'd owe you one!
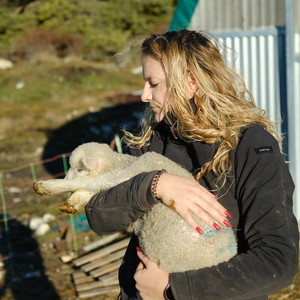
[189,0,300,31]
[293,31,300,218]
[217,29,283,131]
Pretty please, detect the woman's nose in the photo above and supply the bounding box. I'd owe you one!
[141,83,151,103]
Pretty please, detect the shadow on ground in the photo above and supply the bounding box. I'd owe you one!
[0,215,60,300]
[42,101,145,176]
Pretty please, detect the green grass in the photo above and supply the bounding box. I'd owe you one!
[0,60,141,106]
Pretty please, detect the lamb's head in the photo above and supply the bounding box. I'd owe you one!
[65,142,116,179]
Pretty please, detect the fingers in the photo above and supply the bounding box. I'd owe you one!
[136,246,146,259]
[174,186,231,226]
[176,203,232,234]
[136,262,145,272]
[191,189,232,227]
[136,247,158,270]
[158,174,233,233]
[176,210,205,234]
[134,248,169,300]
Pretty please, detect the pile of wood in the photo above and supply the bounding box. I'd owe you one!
[62,232,130,299]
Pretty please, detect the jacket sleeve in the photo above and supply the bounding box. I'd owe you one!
[170,126,299,300]
[85,171,158,235]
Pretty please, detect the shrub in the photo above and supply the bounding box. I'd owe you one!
[12,29,82,61]
[0,0,175,62]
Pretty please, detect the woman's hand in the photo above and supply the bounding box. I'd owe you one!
[134,247,169,300]
[156,173,232,233]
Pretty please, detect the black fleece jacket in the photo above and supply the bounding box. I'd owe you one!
[85,124,299,300]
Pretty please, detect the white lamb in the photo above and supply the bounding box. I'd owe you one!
[33,142,237,272]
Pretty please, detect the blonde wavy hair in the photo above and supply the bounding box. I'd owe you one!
[124,29,280,184]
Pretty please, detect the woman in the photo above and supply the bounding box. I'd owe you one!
[85,29,299,300]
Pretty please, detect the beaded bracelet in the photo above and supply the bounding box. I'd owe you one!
[151,169,166,200]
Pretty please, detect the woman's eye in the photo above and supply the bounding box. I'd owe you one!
[150,83,158,88]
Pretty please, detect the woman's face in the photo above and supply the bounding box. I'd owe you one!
[141,55,168,122]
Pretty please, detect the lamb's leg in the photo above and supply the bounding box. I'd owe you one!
[33,175,116,195]
[59,190,95,214]
[33,179,72,195]
[33,155,175,197]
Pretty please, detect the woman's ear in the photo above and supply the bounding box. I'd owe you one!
[187,72,199,96]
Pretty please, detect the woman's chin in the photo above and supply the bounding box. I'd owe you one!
[154,113,165,123]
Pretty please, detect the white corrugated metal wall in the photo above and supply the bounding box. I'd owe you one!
[189,0,300,31]
[217,29,282,130]
[189,0,300,219]
[292,29,300,219]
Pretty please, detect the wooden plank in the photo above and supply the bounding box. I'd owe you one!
[73,275,95,285]
[98,270,118,283]
[75,278,119,292]
[73,270,87,279]
[80,232,124,253]
[73,237,130,267]
[81,248,126,272]
[90,259,122,278]
[78,285,120,298]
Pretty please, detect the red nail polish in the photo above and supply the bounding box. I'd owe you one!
[225,210,232,218]
[136,246,142,253]
[223,219,232,227]
[213,223,221,230]
[196,227,203,235]
[211,193,218,198]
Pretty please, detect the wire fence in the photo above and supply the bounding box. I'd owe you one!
[0,150,80,260]
[0,136,123,257]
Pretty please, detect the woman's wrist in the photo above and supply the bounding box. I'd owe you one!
[151,169,166,200]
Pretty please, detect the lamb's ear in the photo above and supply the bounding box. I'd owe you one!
[82,157,101,171]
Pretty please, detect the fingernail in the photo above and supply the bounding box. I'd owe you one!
[225,210,232,218]
[136,246,142,253]
[211,193,218,198]
[213,223,221,230]
[196,227,203,235]
[223,219,232,227]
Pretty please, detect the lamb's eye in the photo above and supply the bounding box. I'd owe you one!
[77,168,84,172]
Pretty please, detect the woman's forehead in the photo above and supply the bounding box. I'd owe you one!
[142,56,166,80]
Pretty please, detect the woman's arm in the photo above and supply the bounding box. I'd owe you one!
[85,171,158,234]
[168,126,299,299]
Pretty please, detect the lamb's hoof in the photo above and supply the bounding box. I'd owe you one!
[33,181,50,195]
[59,204,78,214]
